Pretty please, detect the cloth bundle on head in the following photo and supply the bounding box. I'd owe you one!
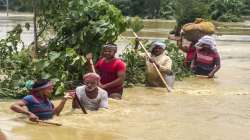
[150,41,167,52]
[195,35,217,51]
[83,73,101,82]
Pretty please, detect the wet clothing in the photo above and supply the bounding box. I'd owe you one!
[95,58,126,96]
[76,85,108,111]
[192,49,220,75]
[22,95,54,120]
[184,44,196,67]
[141,52,173,87]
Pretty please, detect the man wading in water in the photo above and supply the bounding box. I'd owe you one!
[86,44,126,100]
[71,73,108,111]
[10,80,73,122]
[135,40,174,88]
[191,36,221,78]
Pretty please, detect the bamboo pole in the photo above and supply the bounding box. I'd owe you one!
[133,32,173,92]
[75,92,88,114]
[89,59,96,73]
[37,120,62,126]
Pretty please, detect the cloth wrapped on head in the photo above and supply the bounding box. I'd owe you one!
[32,80,53,92]
[195,35,217,51]
[83,73,101,82]
[150,41,167,52]
[103,43,117,49]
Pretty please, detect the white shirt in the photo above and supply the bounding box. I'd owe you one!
[76,85,108,111]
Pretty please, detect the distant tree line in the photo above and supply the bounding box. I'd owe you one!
[0,0,250,22]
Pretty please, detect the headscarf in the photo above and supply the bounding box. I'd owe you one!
[149,41,167,52]
[103,43,117,49]
[195,35,217,51]
[32,81,53,92]
[83,73,101,82]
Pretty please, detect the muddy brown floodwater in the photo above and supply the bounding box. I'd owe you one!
[1,14,250,140]
[0,40,250,140]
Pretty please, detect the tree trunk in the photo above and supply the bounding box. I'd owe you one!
[32,0,38,58]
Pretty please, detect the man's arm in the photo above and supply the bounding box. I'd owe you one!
[53,93,73,116]
[101,71,125,89]
[208,57,221,78]
[10,100,39,122]
[99,92,108,109]
[168,35,188,53]
[158,57,172,74]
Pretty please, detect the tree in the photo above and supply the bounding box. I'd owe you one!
[209,0,244,22]
[173,0,210,35]
[0,0,128,97]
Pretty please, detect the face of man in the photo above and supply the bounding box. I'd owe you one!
[84,79,98,92]
[41,85,53,97]
[102,47,116,60]
[152,46,164,56]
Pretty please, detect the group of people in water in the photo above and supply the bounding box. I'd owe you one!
[10,35,221,122]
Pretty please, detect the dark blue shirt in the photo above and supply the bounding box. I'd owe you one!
[22,95,54,120]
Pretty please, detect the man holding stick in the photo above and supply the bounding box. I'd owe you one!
[135,39,174,88]
[86,44,126,100]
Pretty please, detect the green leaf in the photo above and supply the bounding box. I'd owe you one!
[66,48,76,57]
[49,51,61,61]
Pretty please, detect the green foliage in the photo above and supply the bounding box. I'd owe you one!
[2,0,33,11]
[110,0,174,19]
[0,25,33,98]
[165,41,193,80]
[121,48,146,87]
[0,0,128,98]
[36,0,128,95]
[174,0,210,35]
[0,24,23,67]
[210,0,244,22]
[241,0,250,15]
[128,16,144,33]
[159,0,175,19]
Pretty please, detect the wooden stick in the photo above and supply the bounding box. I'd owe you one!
[133,32,173,92]
[74,92,88,114]
[37,120,62,126]
[89,59,96,73]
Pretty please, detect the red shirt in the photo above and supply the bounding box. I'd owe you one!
[95,58,126,94]
[194,49,220,72]
[184,44,196,67]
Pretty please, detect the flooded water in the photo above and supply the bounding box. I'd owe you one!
[1,13,250,140]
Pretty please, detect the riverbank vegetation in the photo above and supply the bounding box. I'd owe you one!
[2,0,250,22]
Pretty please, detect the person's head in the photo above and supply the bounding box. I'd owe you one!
[102,43,117,59]
[195,36,216,52]
[83,73,100,92]
[150,41,166,56]
[32,79,53,97]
